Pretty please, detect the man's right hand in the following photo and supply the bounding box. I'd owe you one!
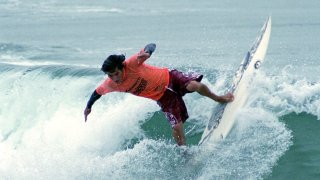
[84,107,91,122]
[218,93,234,103]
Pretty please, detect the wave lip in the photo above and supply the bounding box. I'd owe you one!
[0,61,100,78]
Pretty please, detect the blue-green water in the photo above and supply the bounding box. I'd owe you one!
[1,0,320,179]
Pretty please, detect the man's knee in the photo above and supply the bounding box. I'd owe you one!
[186,81,201,92]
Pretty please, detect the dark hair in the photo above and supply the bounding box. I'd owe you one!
[101,54,125,73]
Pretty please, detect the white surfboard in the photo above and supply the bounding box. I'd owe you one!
[199,17,272,145]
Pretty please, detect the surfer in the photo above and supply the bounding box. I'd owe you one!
[84,43,234,146]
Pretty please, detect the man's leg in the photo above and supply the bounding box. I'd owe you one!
[186,80,234,103]
[172,121,186,146]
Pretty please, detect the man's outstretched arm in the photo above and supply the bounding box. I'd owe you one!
[137,43,156,64]
[84,90,102,122]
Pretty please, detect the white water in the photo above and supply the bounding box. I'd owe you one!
[2,63,319,179]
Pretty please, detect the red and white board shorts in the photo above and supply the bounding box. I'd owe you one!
[157,69,203,128]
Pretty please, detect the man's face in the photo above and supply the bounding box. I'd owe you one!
[107,67,123,84]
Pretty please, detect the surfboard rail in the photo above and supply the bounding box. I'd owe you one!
[199,16,272,145]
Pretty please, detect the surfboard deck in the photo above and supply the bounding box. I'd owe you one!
[199,17,272,145]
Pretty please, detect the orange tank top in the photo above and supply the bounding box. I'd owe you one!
[96,53,169,101]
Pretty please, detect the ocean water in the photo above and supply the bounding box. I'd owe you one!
[1,0,320,179]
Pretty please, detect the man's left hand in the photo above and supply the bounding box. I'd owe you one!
[137,50,150,64]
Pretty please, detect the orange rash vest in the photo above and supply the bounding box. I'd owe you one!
[96,53,169,101]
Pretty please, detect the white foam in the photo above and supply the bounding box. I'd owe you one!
[0,66,317,179]
[196,107,292,179]
[248,66,320,118]
[0,70,158,178]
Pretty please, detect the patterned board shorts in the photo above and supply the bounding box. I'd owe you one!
[157,69,203,128]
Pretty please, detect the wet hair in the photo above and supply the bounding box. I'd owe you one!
[101,54,125,73]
